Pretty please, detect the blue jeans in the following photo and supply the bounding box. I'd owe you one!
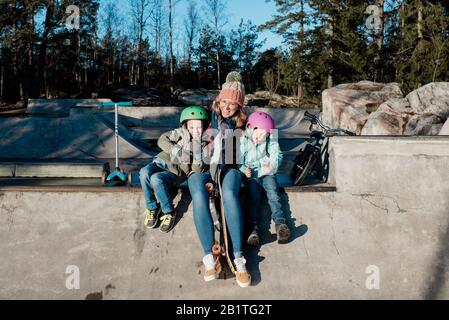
[188,169,244,257]
[139,162,178,214]
[244,175,285,230]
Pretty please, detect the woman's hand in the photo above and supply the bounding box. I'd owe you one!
[205,182,214,194]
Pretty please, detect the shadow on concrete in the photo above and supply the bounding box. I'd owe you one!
[423,216,449,299]
[173,190,192,229]
[245,245,265,286]
[239,184,308,287]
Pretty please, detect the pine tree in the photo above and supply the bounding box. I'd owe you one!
[230,19,263,92]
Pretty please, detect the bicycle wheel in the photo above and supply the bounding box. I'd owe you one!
[293,148,320,186]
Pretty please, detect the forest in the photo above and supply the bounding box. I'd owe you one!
[0,0,448,107]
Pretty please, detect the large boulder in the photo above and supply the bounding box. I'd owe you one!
[362,82,449,136]
[361,99,412,135]
[322,81,403,135]
[406,82,449,118]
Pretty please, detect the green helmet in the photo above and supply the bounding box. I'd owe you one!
[180,106,209,125]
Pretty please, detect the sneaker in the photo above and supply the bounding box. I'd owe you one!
[234,257,251,288]
[144,207,161,229]
[275,223,291,244]
[159,211,176,233]
[247,228,260,247]
[203,254,222,282]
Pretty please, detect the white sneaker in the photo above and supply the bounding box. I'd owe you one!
[203,254,221,282]
[234,257,251,288]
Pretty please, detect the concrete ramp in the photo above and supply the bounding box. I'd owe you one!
[27,99,113,115]
[97,106,316,140]
[0,108,153,160]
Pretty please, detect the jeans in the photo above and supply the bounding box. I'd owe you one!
[188,169,244,257]
[139,162,178,214]
[244,174,285,230]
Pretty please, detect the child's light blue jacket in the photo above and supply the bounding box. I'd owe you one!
[239,129,283,178]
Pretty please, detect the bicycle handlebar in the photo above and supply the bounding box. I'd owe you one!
[303,111,356,136]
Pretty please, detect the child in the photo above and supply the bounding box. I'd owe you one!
[240,111,291,245]
[139,106,210,233]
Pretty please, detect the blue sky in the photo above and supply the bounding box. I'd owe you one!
[99,0,284,51]
[195,0,285,50]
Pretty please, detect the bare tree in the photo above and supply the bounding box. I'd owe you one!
[129,0,152,85]
[184,0,200,70]
[102,1,119,83]
[168,0,180,94]
[149,0,165,58]
[203,0,228,89]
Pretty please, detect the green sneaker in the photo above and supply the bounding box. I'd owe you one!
[144,207,161,229]
[159,211,176,233]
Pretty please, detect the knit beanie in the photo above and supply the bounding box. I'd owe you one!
[217,71,245,108]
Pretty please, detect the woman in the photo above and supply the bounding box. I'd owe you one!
[188,71,251,288]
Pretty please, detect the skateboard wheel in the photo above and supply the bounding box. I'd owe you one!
[212,244,221,256]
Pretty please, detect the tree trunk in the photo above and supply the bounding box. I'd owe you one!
[417,2,423,40]
[216,51,221,89]
[374,0,385,82]
[74,29,81,91]
[38,0,54,97]
[0,59,3,101]
[169,0,174,94]
[21,7,34,108]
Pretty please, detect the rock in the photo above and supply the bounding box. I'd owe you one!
[177,89,219,106]
[406,82,449,118]
[361,98,413,135]
[245,95,270,108]
[245,91,299,108]
[439,118,449,135]
[98,86,167,106]
[360,82,449,136]
[404,114,445,136]
[322,81,403,135]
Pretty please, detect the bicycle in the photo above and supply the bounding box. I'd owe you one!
[290,111,356,186]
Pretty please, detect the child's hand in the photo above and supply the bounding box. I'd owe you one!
[263,162,271,173]
[245,166,252,178]
[205,182,214,194]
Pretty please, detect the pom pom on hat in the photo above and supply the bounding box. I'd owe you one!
[226,71,242,83]
[216,71,245,107]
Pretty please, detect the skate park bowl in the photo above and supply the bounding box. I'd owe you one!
[1,100,449,299]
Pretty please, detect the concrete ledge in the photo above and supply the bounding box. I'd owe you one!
[10,162,107,178]
[0,178,336,194]
[0,164,15,177]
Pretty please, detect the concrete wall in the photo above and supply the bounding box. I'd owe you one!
[1,137,449,299]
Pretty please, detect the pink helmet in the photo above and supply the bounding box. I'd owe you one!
[246,111,275,132]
